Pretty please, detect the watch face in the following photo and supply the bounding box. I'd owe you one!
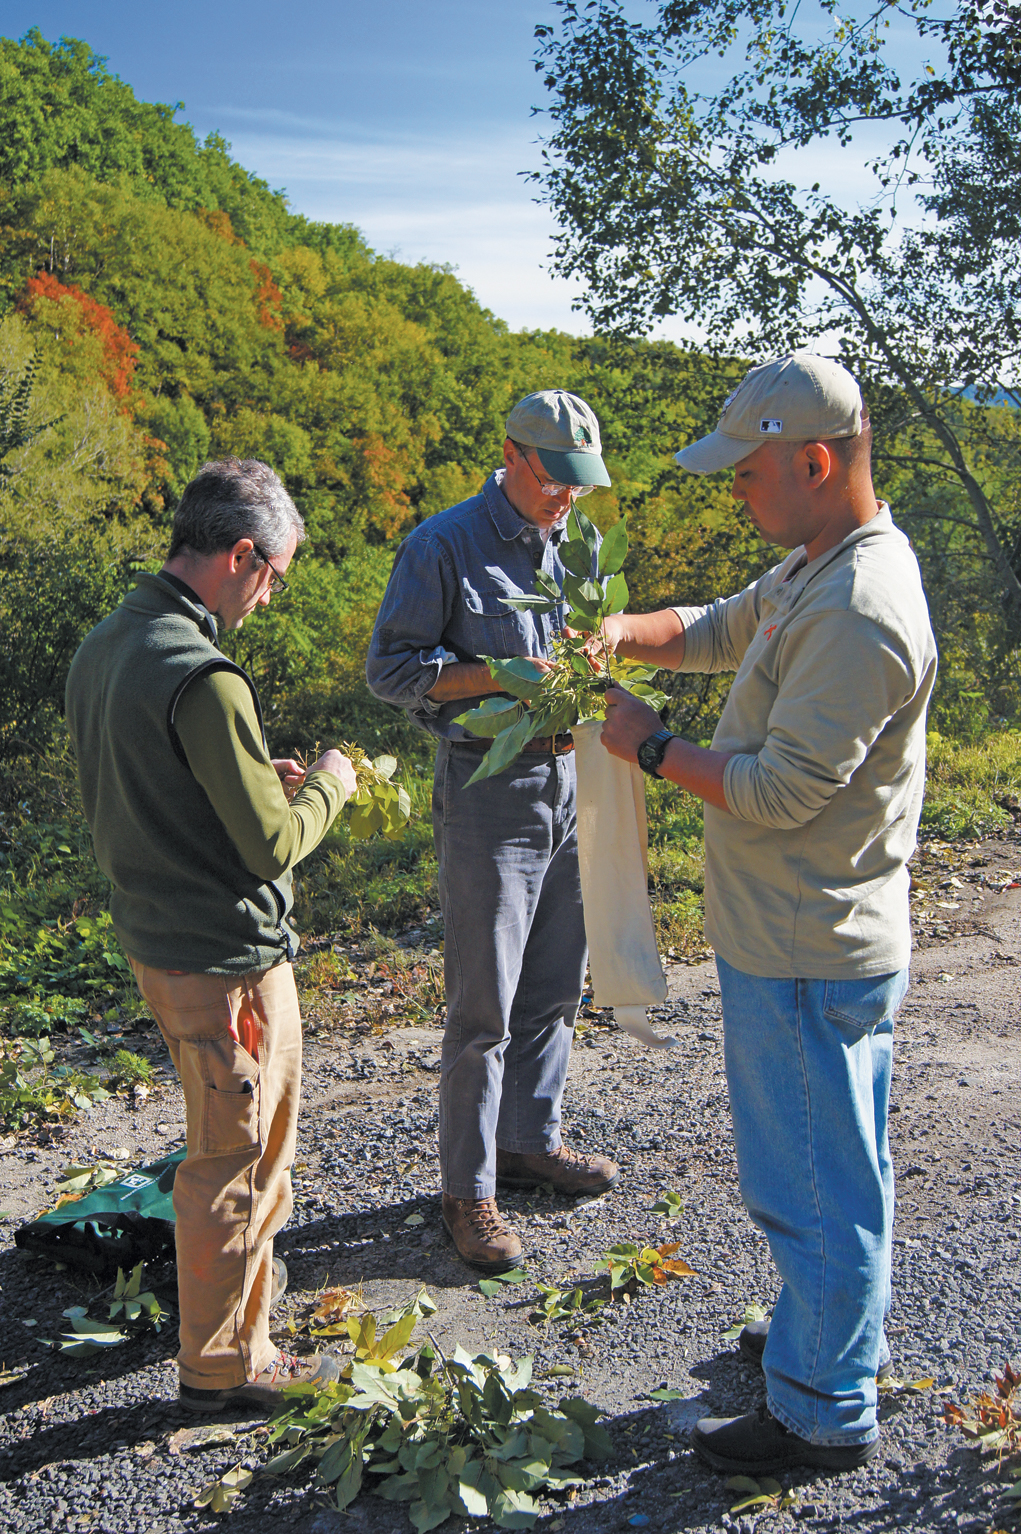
[638,732,669,773]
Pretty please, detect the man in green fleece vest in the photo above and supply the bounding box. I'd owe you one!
[66,457,357,1413]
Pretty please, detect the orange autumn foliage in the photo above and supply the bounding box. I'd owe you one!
[250,260,283,331]
[21,271,140,400]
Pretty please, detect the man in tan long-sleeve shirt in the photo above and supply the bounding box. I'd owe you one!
[67,458,357,1413]
[599,354,937,1477]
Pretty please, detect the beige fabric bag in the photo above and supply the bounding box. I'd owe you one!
[572,719,678,1049]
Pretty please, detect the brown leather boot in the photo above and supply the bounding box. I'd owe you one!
[496,1142,619,1196]
[179,1349,341,1414]
[441,1194,523,1272]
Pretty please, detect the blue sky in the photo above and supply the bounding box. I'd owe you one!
[5,3,937,338]
[7,0,588,331]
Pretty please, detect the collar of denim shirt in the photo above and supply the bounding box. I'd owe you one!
[484,468,569,545]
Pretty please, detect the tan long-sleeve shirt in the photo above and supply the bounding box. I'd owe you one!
[673,506,937,979]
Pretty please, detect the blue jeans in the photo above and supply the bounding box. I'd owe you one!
[433,740,587,1199]
[716,956,909,1445]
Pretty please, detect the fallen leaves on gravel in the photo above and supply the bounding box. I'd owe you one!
[722,1301,770,1341]
[603,1241,697,1297]
[193,1463,252,1511]
[727,1475,796,1513]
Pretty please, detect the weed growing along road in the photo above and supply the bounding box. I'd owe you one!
[1,833,1020,1533]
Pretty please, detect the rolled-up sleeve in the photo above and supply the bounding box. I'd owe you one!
[673,581,766,674]
[365,532,458,720]
[722,611,917,828]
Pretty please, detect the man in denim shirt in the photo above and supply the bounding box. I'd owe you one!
[367,390,620,1270]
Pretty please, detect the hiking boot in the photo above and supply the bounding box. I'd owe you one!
[179,1350,341,1414]
[270,1256,287,1311]
[738,1318,894,1383]
[495,1143,619,1196]
[441,1194,523,1273]
[691,1402,880,1475]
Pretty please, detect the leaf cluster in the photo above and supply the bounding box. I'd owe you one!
[455,504,665,784]
[296,741,412,841]
[726,1474,796,1514]
[0,1033,109,1130]
[41,1260,169,1357]
[945,1362,1021,1460]
[602,1240,696,1298]
[531,1281,605,1333]
[264,1338,611,1531]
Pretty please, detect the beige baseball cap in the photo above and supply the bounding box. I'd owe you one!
[675,353,865,474]
[505,389,611,487]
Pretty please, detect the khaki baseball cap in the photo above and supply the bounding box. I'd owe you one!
[675,352,865,474]
[505,389,611,487]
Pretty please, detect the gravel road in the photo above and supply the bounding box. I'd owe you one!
[2,833,1019,1534]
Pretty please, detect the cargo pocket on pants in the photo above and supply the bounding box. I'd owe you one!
[199,1036,261,1156]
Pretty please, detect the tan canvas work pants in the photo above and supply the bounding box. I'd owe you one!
[128,958,301,1389]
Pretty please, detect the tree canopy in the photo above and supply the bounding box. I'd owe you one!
[534,0,1021,644]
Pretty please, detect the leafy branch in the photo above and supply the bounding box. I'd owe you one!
[295,741,411,840]
[456,504,665,785]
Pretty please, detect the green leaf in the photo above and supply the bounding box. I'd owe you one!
[458,1477,489,1516]
[483,655,548,700]
[500,595,558,612]
[559,538,595,578]
[567,502,599,557]
[726,1475,764,1494]
[464,712,536,784]
[645,1387,688,1401]
[455,697,525,737]
[604,571,629,614]
[372,754,398,780]
[597,519,628,576]
[479,1279,503,1297]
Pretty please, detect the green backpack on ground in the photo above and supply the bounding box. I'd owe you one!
[15,1146,185,1274]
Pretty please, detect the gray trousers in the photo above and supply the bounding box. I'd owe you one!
[433,739,588,1199]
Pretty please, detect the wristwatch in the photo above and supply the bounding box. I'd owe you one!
[637,727,674,778]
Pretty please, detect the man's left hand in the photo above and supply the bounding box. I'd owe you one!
[273,758,306,801]
[601,686,665,762]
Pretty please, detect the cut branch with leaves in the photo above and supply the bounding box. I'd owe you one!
[456,502,665,784]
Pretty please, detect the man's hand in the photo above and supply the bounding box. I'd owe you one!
[309,749,358,799]
[272,759,306,799]
[601,685,665,761]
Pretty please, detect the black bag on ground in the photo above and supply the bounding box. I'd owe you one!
[14,1146,185,1274]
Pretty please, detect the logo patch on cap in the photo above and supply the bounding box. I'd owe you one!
[760,418,783,434]
[574,426,592,445]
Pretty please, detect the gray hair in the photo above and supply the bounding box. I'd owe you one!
[168,458,305,561]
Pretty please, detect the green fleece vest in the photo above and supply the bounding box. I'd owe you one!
[66,573,299,974]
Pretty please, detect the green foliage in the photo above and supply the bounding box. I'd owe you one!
[42,1260,168,1356]
[602,1241,696,1298]
[920,730,1021,839]
[530,1282,605,1332]
[0,1033,109,1129]
[264,1336,611,1530]
[106,1048,155,1091]
[455,504,667,783]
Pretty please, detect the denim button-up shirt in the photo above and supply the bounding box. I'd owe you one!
[366,470,578,740]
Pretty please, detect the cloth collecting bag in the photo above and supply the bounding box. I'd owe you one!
[572,720,676,1048]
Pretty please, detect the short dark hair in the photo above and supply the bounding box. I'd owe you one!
[828,409,872,473]
[168,458,305,561]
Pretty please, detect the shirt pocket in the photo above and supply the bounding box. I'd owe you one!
[461,575,532,654]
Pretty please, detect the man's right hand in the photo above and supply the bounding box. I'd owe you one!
[310,750,358,799]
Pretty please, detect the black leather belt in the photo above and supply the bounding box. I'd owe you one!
[453,734,574,755]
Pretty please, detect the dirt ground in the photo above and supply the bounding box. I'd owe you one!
[1,832,1020,1533]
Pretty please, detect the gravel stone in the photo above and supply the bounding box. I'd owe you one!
[3,834,1020,1531]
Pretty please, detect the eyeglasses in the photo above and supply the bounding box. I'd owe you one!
[251,544,288,594]
[521,452,594,500]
